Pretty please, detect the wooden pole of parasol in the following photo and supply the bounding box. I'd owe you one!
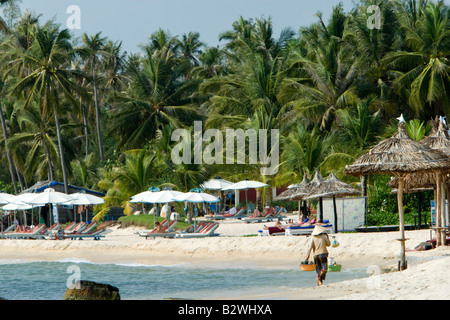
[436,173,442,247]
[397,176,407,270]
[440,175,446,245]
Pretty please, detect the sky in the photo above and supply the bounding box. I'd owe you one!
[18,0,360,54]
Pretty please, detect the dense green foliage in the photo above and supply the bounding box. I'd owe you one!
[0,0,449,225]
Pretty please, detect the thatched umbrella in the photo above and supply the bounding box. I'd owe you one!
[304,172,360,233]
[421,118,450,245]
[344,119,450,270]
[275,175,310,216]
[300,170,326,220]
[388,118,450,244]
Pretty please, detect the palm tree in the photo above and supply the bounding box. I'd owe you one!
[77,32,107,161]
[110,39,201,149]
[282,4,359,130]
[8,23,86,193]
[383,0,450,118]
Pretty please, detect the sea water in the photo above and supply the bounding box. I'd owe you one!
[0,259,368,300]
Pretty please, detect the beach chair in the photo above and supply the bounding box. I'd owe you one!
[242,207,275,223]
[65,228,105,240]
[175,222,219,238]
[223,208,247,220]
[7,224,48,239]
[285,223,333,236]
[65,222,87,234]
[139,220,179,239]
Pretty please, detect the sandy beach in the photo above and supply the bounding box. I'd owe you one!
[1,215,449,300]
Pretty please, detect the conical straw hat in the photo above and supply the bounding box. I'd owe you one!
[311,225,328,236]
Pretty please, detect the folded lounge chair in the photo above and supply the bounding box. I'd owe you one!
[175,222,219,238]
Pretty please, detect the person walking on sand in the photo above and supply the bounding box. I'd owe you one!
[305,225,331,286]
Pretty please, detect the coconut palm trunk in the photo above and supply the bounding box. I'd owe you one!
[0,100,18,194]
[92,56,104,161]
[53,104,69,194]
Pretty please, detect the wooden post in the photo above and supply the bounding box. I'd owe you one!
[441,177,447,246]
[333,195,338,234]
[436,174,442,247]
[397,176,407,270]
[417,191,422,229]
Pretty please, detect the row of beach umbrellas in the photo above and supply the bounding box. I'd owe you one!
[0,188,105,229]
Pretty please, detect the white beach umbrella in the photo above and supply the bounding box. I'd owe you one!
[136,190,183,204]
[2,201,42,211]
[27,188,74,205]
[201,179,233,190]
[26,188,74,226]
[222,180,269,210]
[172,192,220,203]
[0,192,14,205]
[69,193,105,222]
[70,193,105,205]
[173,192,219,228]
[4,193,44,228]
[201,179,233,213]
[130,187,161,203]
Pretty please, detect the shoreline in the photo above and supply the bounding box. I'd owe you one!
[1,220,449,300]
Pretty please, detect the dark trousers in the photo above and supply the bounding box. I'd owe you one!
[314,253,328,280]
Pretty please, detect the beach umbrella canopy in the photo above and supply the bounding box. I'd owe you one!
[0,193,14,205]
[130,187,161,203]
[344,117,450,270]
[135,190,184,204]
[26,188,74,205]
[201,179,233,190]
[69,193,105,205]
[222,180,268,191]
[222,180,268,210]
[2,201,41,211]
[173,192,220,203]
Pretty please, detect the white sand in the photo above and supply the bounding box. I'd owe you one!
[1,215,449,300]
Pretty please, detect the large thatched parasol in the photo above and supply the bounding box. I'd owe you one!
[304,172,360,233]
[344,118,450,270]
[275,175,309,201]
[275,175,310,217]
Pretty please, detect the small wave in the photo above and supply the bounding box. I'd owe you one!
[56,258,93,264]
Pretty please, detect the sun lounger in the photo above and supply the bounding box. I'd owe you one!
[64,221,86,234]
[175,222,219,238]
[242,207,276,223]
[138,220,178,239]
[64,228,105,240]
[7,224,48,239]
[285,223,333,236]
[223,208,247,220]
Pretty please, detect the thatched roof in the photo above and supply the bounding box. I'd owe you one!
[387,118,450,192]
[344,123,450,177]
[275,175,309,201]
[303,172,361,200]
[421,119,450,156]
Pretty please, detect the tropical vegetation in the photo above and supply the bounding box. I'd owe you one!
[0,0,449,225]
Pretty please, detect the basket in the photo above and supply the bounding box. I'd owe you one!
[300,264,316,271]
[327,264,342,272]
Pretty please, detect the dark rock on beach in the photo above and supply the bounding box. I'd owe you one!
[63,280,120,300]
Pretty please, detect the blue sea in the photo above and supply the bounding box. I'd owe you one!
[0,259,369,300]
